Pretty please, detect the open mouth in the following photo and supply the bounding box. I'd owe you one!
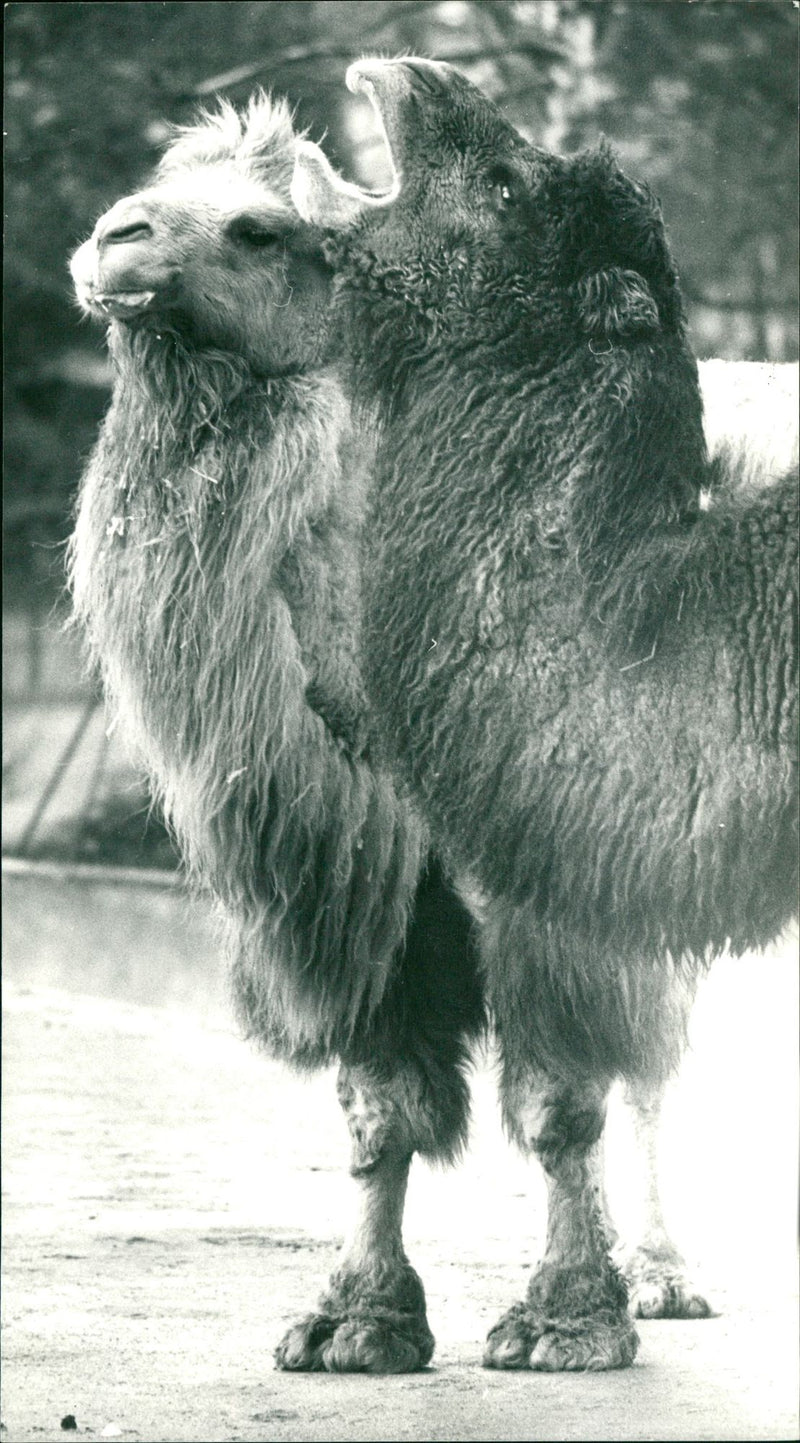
[343,61,414,204]
[345,58,454,187]
[91,290,157,319]
[292,59,457,227]
[345,59,444,187]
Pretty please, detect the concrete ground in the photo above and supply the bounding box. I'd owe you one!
[1,867,798,1443]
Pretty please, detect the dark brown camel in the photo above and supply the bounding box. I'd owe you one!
[292,57,798,1370]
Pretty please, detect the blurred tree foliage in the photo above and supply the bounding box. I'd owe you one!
[572,2,799,362]
[4,0,798,566]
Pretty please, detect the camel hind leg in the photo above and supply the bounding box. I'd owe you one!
[615,1076,712,1319]
[484,1064,638,1371]
[275,857,484,1372]
[600,958,712,1319]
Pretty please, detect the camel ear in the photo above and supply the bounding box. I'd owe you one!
[574,266,660,340]
[291,140,397,229]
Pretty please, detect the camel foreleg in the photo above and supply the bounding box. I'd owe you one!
[484,1065,638,1371]
[275,856,483,1372]
[274,1061,435,1372]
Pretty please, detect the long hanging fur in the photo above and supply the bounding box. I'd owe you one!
[68,103,426,1069]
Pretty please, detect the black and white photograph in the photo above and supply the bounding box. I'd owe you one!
[3,3,798,1440]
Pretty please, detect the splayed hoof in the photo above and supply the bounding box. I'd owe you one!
[483,1301,639,1372]
[275,1312,336,1371]
[624,1252,713,1320]
[529,1317,639,1371]
[275,1309,434,1373]
[275,1261,434,1373]
[482,1302,536,1369]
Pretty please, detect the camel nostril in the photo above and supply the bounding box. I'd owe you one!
[102,220,153,246]
[402,59,446,95]
[96,207,154,247]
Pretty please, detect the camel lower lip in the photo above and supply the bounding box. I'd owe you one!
[94,291,157,316]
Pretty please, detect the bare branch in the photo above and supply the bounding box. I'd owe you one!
[189,39,566,98]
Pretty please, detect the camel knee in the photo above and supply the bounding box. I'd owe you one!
[337,1065,407,1175]
[338,1060,465,1174]
[503,1070,609,1177]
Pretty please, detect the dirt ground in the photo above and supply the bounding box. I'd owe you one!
[2,868,798,1443]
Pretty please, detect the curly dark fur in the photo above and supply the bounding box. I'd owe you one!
[290,61,796,1367]
[300,61,798,1086]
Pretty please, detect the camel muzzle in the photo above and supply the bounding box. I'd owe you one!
[346,57,457,180]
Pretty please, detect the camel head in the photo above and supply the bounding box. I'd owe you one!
[292,59,684,349]
[71,93,333,374]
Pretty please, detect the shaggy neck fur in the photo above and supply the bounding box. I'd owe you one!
[336,266,798,1082]
[70,323,424,1065]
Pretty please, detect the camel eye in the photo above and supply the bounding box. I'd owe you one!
[488,166,521,211]
[227,216,281,249]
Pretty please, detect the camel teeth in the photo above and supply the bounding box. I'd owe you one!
[96,291,156,311]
